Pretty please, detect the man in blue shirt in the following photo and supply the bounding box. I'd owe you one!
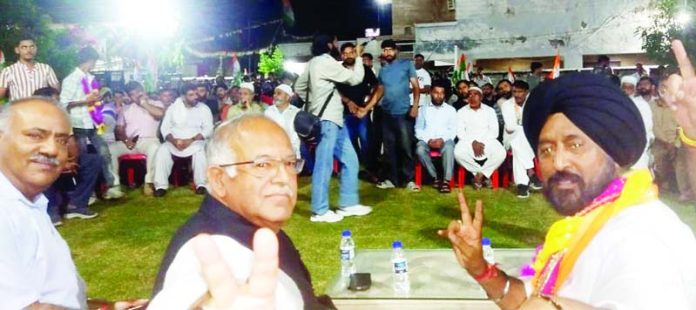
[374,39,421,191]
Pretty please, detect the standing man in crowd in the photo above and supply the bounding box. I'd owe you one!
[415,81,457,193]
[159,88,177,109]
[0,36,60,101]
[481,83,497,107]
[337,42,380,165]
[472,66,493,86]
[526,62,544,90]
[454,87,506,189]
[412,54,431,109]
[196,83,221,122]
[451,80,469,110]
[294,34,372,223]
[501,80,543,198]
[265,84,301,157]
[373,39,421,191]
[109,81,164,196]
[154,84,214,197]
[60,46,124,201]
[631,76,655,170]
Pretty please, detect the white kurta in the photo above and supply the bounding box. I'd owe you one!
[500,98,536,185]
[265,104,301,157]
[524,200,696,309]
[454,104,506,178]
[631,96,654,170]
[149,235,304,310]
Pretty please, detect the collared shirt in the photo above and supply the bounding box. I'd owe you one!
[524,200,696,309]
[456,104,499,144]
[60,67,95,129]
[378,59,417,116]
[295,54,365,127]
[410,68,431,106]
[415,102,457,142]
[265,104,301,157]
[118,101,165,139]
[224,102,265,121]
[160,102,214,141]
[0,61,59,101]
[0,172,85,309]
[650,99,679,147]
[500,97,525,138]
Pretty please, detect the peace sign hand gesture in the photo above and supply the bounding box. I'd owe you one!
[438,192,488,277]
[662,40,696,138]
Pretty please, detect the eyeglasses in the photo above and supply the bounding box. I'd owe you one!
[219,156,305,178]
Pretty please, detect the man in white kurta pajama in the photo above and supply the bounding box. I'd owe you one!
[454,87,506,188]
[154,85,214,196]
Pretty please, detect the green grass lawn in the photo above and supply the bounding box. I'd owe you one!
[58,177,696,301]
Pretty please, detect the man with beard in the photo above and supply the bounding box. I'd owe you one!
[501,80,543,198]
[336,42,381,166]
[454,87,506,189]
[196,83,221,122]
[411,54,431,108]
[451,80,469,110]
[481,83,496,107]
[154,84,214,197]
[493,79,512,141]
[415,81,457,193]
[265,84,301,157]
[294,34,372,223]
[439,72,696,309]
[371,39,421,191]
[224,82,265,121]
[159,88,177,108]
[630,76,655,170]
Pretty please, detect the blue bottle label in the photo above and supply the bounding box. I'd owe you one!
[393,260,408,274]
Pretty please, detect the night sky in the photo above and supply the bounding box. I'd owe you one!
[38,0,390,42]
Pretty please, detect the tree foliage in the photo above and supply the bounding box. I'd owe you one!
[640,0,696,66]
[0,0,78,79]
[258,47,284,77]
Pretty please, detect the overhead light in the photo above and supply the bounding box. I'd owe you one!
[119,0,180,38]
[376,0,392,5]
[676,10,691,26]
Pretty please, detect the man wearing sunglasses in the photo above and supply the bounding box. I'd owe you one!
[150,114,334,309]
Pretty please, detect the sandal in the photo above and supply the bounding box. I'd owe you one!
[439,182,452,193]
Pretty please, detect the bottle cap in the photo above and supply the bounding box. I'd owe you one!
[342,229,352,237]
[392,240,402,248]
[481,237,491,246]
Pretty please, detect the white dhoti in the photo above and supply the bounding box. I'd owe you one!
[506,132,536,186]
[154,140,207,190]
[454,139,506,178]
[109,137,161,186]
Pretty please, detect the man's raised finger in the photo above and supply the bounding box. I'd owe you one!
[473,200,484,232]
[457,191,473,225]
[192,234,239,305]
[673,40,695,80]
[247,228,279,299]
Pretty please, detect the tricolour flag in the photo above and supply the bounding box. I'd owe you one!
[547,51,561,80]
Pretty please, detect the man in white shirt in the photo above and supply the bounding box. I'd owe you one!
[415,81,457,193]
[410,54,431,106]
[153,84,214,197]
[109,81,164,196]
[0,97,86,309]
[472,66,493,86]
[265,84,301,157]
[61,47,124,201]
[501,80,543,198]
[440,72,696,310]
[454,87,506,189]
[631,76,655,170]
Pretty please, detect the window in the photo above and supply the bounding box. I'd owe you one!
[447,0,455,11]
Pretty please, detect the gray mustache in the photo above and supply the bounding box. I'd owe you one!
[30,154,60,167]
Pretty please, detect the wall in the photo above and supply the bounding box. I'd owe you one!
[415,0,654,69]
[392,0,456,40]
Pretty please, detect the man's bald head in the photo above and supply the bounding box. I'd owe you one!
[0,97,72,200]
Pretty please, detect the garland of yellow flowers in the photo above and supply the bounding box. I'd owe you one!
[532,169,658,296]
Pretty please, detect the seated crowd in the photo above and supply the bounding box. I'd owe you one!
[1,34,696,309]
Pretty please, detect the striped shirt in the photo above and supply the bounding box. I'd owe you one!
[0,62,59,101]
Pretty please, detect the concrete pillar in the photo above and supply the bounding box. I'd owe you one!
[562,50,584,69]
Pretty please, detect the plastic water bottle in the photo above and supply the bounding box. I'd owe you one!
[340,230,356,277]
[391,240,410,293]
[482,237,495,265]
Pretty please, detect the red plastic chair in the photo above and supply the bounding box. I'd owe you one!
[118,153,147,187]
[415,150,456,188]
